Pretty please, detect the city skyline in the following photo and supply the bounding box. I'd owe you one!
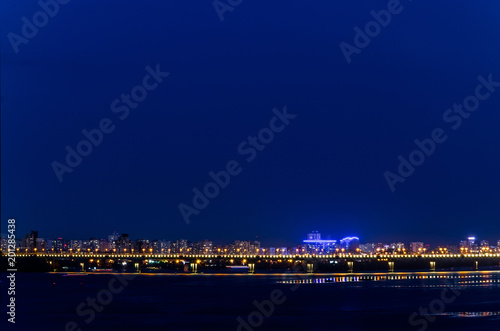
[3,229,499,253]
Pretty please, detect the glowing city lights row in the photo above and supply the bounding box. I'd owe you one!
[2,231,499,256]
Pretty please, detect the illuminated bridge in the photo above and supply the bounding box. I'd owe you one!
[6,252,500,273]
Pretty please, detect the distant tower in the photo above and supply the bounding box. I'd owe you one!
[307,231,321,241]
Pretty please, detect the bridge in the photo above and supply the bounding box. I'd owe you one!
[6,252,500,273]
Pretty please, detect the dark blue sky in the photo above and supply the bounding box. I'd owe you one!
[2,0,500,246]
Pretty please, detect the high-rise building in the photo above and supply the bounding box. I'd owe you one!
[108,231,120,242]
[1,236,8,252]
[410,242,424,254]
[249,241,260,254]
[277,247,288,255]
[479,240,491,253]
[151,240,161,253]
[22,231,38,252]
[52,237,65,252]
[359,243,375,254]
[303,232,337,254]
[160,240,172,253]
[89,238,99,251]
[114,234,130,253]
[108,232,120,250]
[199,240,213,254]
[468,237,476,246]
[231,240,252,254]
[135,238,150,253]
[70,240,82,251]
[460,236,478,253]
[36,238,46,251]
[99,239,110,252]
[176,239,188,253]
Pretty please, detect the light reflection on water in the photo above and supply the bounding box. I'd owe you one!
[278,271,500,288]
[436,311,500,318]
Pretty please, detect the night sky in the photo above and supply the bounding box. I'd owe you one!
[2,0,500,246]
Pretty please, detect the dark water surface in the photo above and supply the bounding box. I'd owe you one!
[1,271,500,331]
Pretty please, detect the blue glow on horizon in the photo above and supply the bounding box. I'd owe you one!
[341,237,359,241]
[303,240,337,243]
